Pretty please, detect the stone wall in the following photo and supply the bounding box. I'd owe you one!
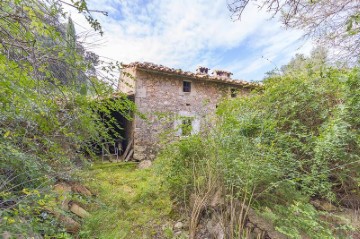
[128,69,250,161]
[118,68,136,94]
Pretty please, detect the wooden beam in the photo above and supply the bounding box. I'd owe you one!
[124,149,134,162]
[120,138,133,161]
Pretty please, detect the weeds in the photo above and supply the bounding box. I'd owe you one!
[157,65,360,238]
[78,162,174,238]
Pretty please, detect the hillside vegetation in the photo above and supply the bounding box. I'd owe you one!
[77,162,174,238]
[1,0,359,238]
[158,57,360,238]
[0,0,133,237]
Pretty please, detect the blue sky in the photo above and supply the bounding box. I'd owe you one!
[68,0,314,82]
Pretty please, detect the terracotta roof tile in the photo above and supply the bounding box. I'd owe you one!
[121,62,260,88]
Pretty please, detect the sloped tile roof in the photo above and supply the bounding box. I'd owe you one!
[121,62,260,88]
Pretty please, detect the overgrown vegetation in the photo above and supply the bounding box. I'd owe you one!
[77,162,174,238]
[1,0,359,238]
[0,0,134,237]
[158,52,360,238]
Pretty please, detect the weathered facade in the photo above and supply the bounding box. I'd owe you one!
[118,62,257,161]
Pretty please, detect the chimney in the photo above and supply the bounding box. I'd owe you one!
[212,69,233,78]
[196,66,209,75]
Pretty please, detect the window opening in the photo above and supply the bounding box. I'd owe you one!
[183,81,191,92]
[181,118,192,136]
[231,88,237,98]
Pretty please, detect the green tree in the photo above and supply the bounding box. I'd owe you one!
[228,0,360,62]
[279,46,328,75]
[67,17,77,54]
[0,0,134,236]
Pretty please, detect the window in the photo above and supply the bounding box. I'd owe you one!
[183,81,191,92]
[181,118,192,136]
[230,88,237,98]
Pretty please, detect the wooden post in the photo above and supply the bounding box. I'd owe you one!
[124,149,134,162]
[121,137,133,161]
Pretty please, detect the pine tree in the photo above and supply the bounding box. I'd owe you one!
[66,17,77,54]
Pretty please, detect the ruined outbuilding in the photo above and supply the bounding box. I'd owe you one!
[117,62,258,161]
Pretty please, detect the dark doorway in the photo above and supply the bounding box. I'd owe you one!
[96,94,134,160]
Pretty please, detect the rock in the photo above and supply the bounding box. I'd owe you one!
[253,227,262,236]
[174,231,182,236]
[134,153,146,161]
[2,231,11,239]
[209,189,224,208]
[134,145,146,152]
[53,183,73,211]
[311,199,337,212]
[71,183,92,196]
[46,207,80,234]
[351,231,360,239]
[54,183,72,194]
[247,208,287,239]
[245,222,254,230]
[69,202,90,218]
[60,199,70,211]
[174,221,184,230]
[138,160,152,169]
[206,220,224,239]
[213,223,225,239]
[321,202,338,212]
[59,215,81,234]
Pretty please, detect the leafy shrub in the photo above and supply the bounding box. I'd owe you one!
[0,0,135,236]
[158,64,360,237]
[262,202,335,239]
[157,135,213,200]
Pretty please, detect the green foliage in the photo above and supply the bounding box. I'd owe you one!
[229,1,360,62]
[262,202,335,239]
[157,135,219,201]
[0,0,135,236]
[159,58,359,237]
[217,66,359,201]
[1,185,71,238]
[67,17,77,54]
[78,162,173,238]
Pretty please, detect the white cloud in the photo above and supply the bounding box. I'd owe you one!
[64,0,314,81]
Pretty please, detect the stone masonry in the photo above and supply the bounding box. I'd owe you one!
[118,62,258,161]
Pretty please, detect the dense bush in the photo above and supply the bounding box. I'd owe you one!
[158,64,360,238]
[0,0,134,237]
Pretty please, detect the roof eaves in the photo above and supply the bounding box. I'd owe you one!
[121,62,261,88]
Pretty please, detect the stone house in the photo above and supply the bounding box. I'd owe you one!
[117,62,258,161]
